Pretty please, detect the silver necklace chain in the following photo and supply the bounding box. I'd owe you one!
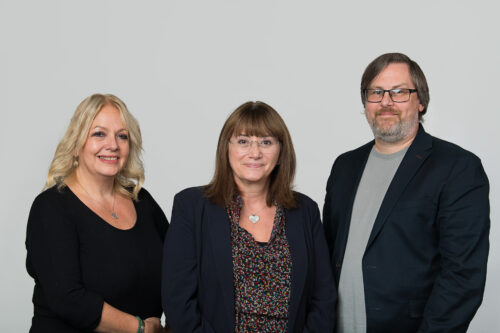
[76,180,118,219]
[246,204,268,224]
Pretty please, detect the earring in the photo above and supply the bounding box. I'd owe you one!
[73,156,79,168]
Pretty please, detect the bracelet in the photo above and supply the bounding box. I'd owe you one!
[136,316,145,333]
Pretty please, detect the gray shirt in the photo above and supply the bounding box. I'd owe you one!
[337,146,407,333]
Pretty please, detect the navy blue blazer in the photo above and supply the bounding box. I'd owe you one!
[323,125,490,333]
[162,187,336,332]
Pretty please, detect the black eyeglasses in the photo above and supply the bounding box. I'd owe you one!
[363,88,417,103]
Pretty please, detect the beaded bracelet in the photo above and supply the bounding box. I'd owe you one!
[136,316,145,333]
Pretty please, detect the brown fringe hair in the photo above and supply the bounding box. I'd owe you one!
[204,101,297,209]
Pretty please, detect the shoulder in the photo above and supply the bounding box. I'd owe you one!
[31,185,70,211]
[287,192,321,231]
[326,142,372,186]
[27,186,75,233]
[292,191,319,211]
[430,135,482,163]
[137,187,153,201]
[333,141,373,165]
[428,136,488,187]
[408,131,489,194]
[136,187,162,209]
[413,126,483,166]
[173,186,206,203]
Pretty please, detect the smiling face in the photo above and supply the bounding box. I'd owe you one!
[364,62,424,144]
[76,104,130,180]
[228,133,281,188]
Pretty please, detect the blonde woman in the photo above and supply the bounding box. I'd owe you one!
[26,94,168,332]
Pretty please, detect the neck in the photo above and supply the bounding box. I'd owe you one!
[374,136,414,154]
[72,168,115,198]
[236,180,269,207]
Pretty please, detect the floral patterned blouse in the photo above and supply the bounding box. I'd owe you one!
[227,195,292,332]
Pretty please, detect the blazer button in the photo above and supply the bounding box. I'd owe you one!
[335,262,341,268]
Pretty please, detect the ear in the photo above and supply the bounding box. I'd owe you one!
[418,103,424,112]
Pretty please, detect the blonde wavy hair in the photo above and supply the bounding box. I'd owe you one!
[45,93,145,200]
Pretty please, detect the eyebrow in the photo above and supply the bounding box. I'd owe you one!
[235,134,272,138]
[92,126,128,132]
[371,83,412,89]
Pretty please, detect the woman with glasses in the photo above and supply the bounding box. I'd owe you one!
[162,101,336,332]
[26,94,168,332]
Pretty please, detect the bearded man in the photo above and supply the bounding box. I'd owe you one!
[323,52,490,333]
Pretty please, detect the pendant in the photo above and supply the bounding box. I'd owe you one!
[249,214,260,224]
[111,212,118,219]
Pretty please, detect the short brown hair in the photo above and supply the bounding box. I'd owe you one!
[360,52,430,120]
[204,101,297,209]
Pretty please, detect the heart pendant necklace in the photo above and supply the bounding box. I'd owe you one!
[248,204,267,224]
[249,214,260,224]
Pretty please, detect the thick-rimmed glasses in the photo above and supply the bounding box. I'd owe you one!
[229,136,279,152]
[364,88,417,103]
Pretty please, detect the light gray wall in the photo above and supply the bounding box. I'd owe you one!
[1,0,498,331]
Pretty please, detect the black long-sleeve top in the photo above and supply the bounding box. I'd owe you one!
[26,186,168,332]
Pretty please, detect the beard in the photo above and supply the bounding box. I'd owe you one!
[368,108,419,143]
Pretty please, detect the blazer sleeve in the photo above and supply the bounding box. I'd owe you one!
[162,191,214,333]
[322,157,339,259]
[25,191,103,330]
[304,198,337,332]
[418,154,490,333]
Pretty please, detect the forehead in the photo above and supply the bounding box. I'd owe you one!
[370,63,414,88]
[232,124,273,138]
[92,105,125,127]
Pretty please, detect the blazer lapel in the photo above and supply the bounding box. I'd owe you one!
[335,142,373,272]
[366,125,433,248]
[206,201,235,329]
[285,206,307,331]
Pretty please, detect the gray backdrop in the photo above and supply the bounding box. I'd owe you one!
[1,0,498,331]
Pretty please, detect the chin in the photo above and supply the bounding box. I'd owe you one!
[238,175,266,184]
[95,168,121,178]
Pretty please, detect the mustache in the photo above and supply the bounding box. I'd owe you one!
[375,108,400,116]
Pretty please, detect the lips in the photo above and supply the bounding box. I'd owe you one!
[98,155,119,161]
[376,108,400,116]
[244,163,263,168]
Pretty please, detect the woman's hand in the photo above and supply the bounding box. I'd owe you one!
[144,317,162,333]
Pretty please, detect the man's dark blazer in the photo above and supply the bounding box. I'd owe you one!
[162,187,336,333]
[323,125,489,333]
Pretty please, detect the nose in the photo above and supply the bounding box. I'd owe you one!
[107,135,119,151]
[247,141,262,158]
[380,90,394,107]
